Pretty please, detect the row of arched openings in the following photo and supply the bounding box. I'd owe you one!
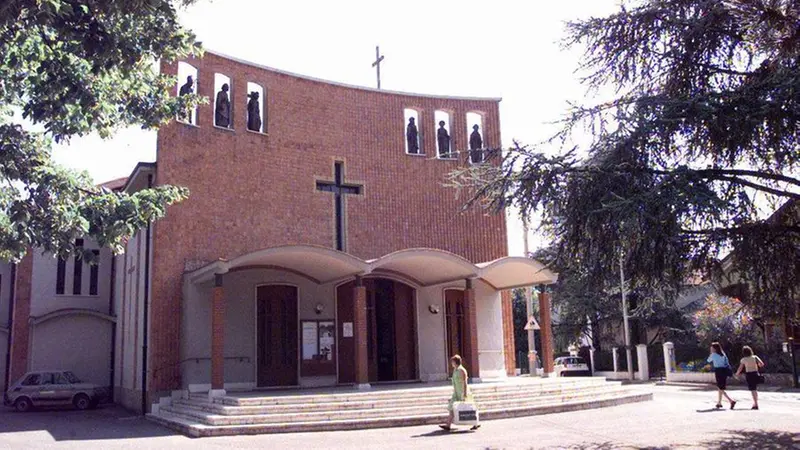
[176,62,266,133]
[404,109,487,164]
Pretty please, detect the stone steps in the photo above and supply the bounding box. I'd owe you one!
[161,387,638,426]
[175,381,619,415]
[148,378,652,437]
[205,378,614,407]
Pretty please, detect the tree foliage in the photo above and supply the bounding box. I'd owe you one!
[693,294,758,347]
[449,0,800,319]
[535,245,690,350]
[0,0,202,261]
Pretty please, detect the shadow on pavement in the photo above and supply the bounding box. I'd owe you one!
[411,429,474,438]
[700,429,799,449]
[0,405,178,442]
[511,443,670,450]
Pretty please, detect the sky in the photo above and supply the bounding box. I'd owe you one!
[50,0,621,256]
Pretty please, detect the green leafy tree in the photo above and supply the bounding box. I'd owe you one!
[450,0,800,319]
[0,0,203,261]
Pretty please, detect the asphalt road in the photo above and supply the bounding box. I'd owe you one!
[0,383,798,449]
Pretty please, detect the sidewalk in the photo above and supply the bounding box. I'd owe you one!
[655,380,800,394]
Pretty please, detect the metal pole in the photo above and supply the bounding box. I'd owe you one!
[619,252,634,381]
[522,218,538,376]
[790,337,798,389]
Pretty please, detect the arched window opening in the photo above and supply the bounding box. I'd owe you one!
[246,82,265,133]
[214,73,232,129]
[404,108,422,155]
[176,62,198,125]
[435,110,452,159]
[466,112,484,164]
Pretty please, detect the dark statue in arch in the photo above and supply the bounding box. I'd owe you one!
[469,124,483,163]
[178,75,194,123]
[247,91,262,132]
[406,117,419,154]
[215,83,231,128]
[437,120,450,158]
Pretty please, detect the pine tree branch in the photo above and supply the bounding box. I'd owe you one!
[516,164,800,198]
[713,175,800,200]
[681,224,800,235]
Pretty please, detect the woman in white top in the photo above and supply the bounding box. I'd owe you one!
[735,345,765,410]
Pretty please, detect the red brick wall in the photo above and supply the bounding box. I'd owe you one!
[149,52,508,391]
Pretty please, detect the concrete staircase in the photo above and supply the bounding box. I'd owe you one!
[147,377,651,437]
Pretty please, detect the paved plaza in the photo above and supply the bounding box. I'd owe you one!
[0,383,797,449]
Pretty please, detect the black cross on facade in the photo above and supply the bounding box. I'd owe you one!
[316,161,363,252]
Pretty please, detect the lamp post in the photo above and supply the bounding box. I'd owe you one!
[790,337,798,389]
[619,252,634,381]
[522,218,538,376]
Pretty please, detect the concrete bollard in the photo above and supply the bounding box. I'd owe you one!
[636,344,649,381]
[589,348,596,376]
[612,347,619,373]
[663,342,676,382]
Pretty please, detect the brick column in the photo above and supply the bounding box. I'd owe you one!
[500,290,516,376]
[538,285,555,376]
[463,279,480,380]
[210,274,225,392]
[8,254,33,387]
[353,276,369,387]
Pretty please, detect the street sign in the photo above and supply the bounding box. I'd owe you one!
[524,315,540,331]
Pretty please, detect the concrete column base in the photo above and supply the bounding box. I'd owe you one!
[171,390,189,401]
[469,377,482,384]
[208,389,227,400]
[354,383,372,391]
[528,351,539,377]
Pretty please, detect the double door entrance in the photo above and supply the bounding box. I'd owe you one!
[337,278,418,383]
[255,279,420,387]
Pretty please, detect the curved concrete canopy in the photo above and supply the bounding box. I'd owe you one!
[477,257,558,290]
[201,245,370,285]
[186,246,557,289]
[369,248,479,287]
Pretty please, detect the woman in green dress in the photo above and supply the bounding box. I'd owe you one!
[440,355,479,431]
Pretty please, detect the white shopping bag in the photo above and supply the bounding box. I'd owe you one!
[453,401,480,426]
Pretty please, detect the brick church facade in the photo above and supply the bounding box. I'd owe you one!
[2,51,557,412]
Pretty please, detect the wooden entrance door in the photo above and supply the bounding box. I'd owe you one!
[393,281,417,381]
[445,289,466,364]
[256,284,298,387]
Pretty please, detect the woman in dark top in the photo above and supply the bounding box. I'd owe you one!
[705,342,737,409]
